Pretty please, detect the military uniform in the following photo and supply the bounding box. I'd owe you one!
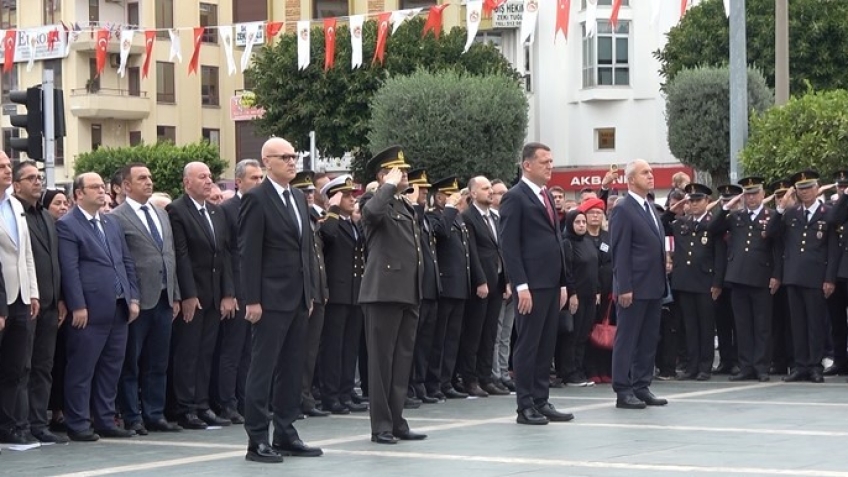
[768,179,794,374]
[712,184,742,374]
[824,171,848,375]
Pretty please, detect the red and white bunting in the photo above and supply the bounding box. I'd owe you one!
[555,0,570,43]
[142,30,155,78]
[220,26,236,75]
[116,29,134,77]
[519,0,539,44]
[391,8,422,34]
[168,28,182,63]
[464,0,483,53]
[350,15,364,69]
[585,0,598,37]
[297,21,311,70]
[240,22,262,72]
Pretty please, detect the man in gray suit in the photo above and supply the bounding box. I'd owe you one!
[113,163,182,434]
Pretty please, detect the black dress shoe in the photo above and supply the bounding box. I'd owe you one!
[404,397,422,409]
[419,394,439,404]
[443,388,468,399]
[782,369,808,382]
[810,370,825,383]
[465,383,489,398]
[729,371,756,382]
[676,372,697,381]
[304,407,330,417]
[482,382,510,395]
[371,432,398,444]
[431,390,447,401]
[326,402,350,414]
[67,429,100,442]
[273,439,323,457]
[769,364,789,375]
[198,409,231,426]
[0,430,29,444]
[178,413,208,430]
[695,372,711,381]
[535,402,574,422]
[634,390,668,406]
[220,408,245,424]
[49,419,67,433]
[712,362,735,375]
[145,419,182,432]
[757,373,771,382]
[501,379,516,392]
[350,393,369,404]
[96,427,135,438]
[246,442,284,463]
[31,429,69,443]
[125,421,148,436]
[823,361,848,376]
[516,407,549,425]
[342,400,368,412]
[19,431,39,443]
[616,395,647,409]
[394,430,427,440]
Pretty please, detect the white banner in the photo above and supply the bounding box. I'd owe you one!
[297,21,310,70]
[219,26,236,75]
[117,29,135,77]
[350,15,364,69]
[464,0,483,53]
[168,28,182,63]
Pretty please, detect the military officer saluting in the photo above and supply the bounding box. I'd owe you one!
[767,169,839,383]
[665,183,725,381]
[825,170,848,376]
[710,184,742,375]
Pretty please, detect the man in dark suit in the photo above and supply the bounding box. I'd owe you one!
[113,163,182,435]
[460,176,509,396]
[608,159,668,410]
[499,143,573,425]
[11,161,65,444]
[167,162,236,430]
[214,159,263,423]
[56,172,140,441]
[359,146,427,445]
[240,137,322,463]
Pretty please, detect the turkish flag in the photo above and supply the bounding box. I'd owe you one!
[188,27,204,75]
[422,3,449,39]
[47,29,59,51]
[95,28,109,77]
[372,12,391,65]
[3,30,15,73]
[324,18,336,71]
[680,0,689,17]
[610,0,622,28]
[266,21,284,43]
[142,30,155,78]
[555,0,570,42]
[482,0,505,15]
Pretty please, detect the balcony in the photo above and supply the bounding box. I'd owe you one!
[69,88,151,121]
[71,31,147,55]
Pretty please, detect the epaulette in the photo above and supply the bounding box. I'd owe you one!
[325,212,340,220]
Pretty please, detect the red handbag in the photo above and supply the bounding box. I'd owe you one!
[589,297,616,350]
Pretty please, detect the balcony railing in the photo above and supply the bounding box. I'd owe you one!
[71,87,148,98]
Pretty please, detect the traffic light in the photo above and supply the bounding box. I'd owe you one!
[9,86,44,160]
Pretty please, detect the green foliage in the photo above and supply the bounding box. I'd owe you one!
[665,66,772,185]
[247,16,519,182]
[74,141,227,199]
[368,69,527,183]
[741,89,848,181]
[655,0,848,94]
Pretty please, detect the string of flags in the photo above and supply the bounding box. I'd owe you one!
[0,0,703,78]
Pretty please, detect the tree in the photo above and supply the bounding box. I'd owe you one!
[74,141,227,199]
[247,16,519,182]
[665,66,772,186]
[741,89,848,181]
[655,0,848,94]
[368,70,527,183]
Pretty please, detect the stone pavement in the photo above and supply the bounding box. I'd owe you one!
[3,379,848,476]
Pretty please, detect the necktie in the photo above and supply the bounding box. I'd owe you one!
[283,189,301,237]
[140,205,164,250]
[483,213,498,243]
[540,188,555,226]
[199,207,215,241]
[344,218,358,241]
[91,218,123,297]
[750,210,756,222]
[806,209,811,224]
[643,201,659,232]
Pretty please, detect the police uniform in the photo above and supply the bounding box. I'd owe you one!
[712,184,742,374]
[709,177,780,381]
[824,171,848,375]
[766,170,839,382]
[767,179,794,374]
[669,183,725,380]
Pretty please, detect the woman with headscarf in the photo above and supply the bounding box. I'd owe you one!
[580,198,614,383]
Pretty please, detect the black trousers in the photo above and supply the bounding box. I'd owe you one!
[409,299,438,397]
[362,303,418,435]
[213,302,252,413]
[770,286,794,370]
[320,303,363,406]
[23,303,58,433]
[300,302,325,412]
[513,288,560,411]
[655,302,680,376]
[677,291,716,375]
[244,305,308,446]
[458,290,502,386]
[0,298,33,433]
[170,305,220,415]
[714,287,738,366]
[558,294,596,380]
[48,320,67,417]
[786,285,827,372]
[731,284,773,375]
[826,282,848,363]
[426,298,465,393]
[612,298,662,398]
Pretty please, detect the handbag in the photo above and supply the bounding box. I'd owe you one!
[589,297,616,350]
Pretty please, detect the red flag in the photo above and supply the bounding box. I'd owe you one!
[188,27,204,75]
[266,21,284,43]
[3,30,15,73]
[47,29,59,51]
[324,18,336,71]
[372,12,391,65]
[482,0,506,15]
[95,28,109,77]
[555,0,570,41]
[610,0,622,28]
[680,0,689,17]
[422,3,450,39]
[142,30,155,78]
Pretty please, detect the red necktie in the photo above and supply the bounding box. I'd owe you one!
[540,187,555,226]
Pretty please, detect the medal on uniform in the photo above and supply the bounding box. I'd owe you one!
[701,236,708,245]
[817,231,823,239]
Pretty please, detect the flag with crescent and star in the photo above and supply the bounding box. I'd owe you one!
[188,27,204,74]
[95,28,109,77]
[142,30,155,78]
[372,12,391,65]
[2,29,15,73]
[555,0,570,42]
[422,4,449,40]
[265,21,284,44]
[324,18,336,71]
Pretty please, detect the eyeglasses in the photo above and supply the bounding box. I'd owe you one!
[266,153,298,162]
[17,174,43,183]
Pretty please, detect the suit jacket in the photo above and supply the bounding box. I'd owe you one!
[112,201,180,310]
[826,194,848,280]
[56,207,139,323]
[358,183,423,306]
[0,195,39,304]
[608,194,667,300]
[239,179,313,311]
[168,195,234,310]
[669,213,726,293]
[320,207,365,305]
[709,207,782,288]
[767,202,838,288]
[310,214,329,303]
[220,194,243,301]
[463,204,505,293]
[430,206,473,300]
[499,180,567,291]
[17,198,60,307]
[413,204,441,301]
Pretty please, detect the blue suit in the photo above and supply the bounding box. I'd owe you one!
[609,194,666,398]
[57,207,139,433]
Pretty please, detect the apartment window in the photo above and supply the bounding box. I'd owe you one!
[199,4,218,43]
[400,0,436,8]
[201,66,219,106]
[157,126,176,143]
[313,0,348,19]
[582,20,629,87]
[1,64,18,104]
[473,32,502,53]
[129,131,142,146]
[155,0,174,39]
[1,2,16,29]
[128,67,140,96]
[44,0,59,25]
[596,128,616,150]
[233,0,267,23]
[88,59,100,91]
[89,0,99,24]
[91,124,102,151]
[581,0,629,8]
[3,129,19,160]
[202,128,220,149]
[56,137,64,166]
[127,2,140,28]
[44,60,62,90]
[156,62,175,103]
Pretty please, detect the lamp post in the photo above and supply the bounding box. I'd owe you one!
[775,0,789,105]
[729,0,747,181]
